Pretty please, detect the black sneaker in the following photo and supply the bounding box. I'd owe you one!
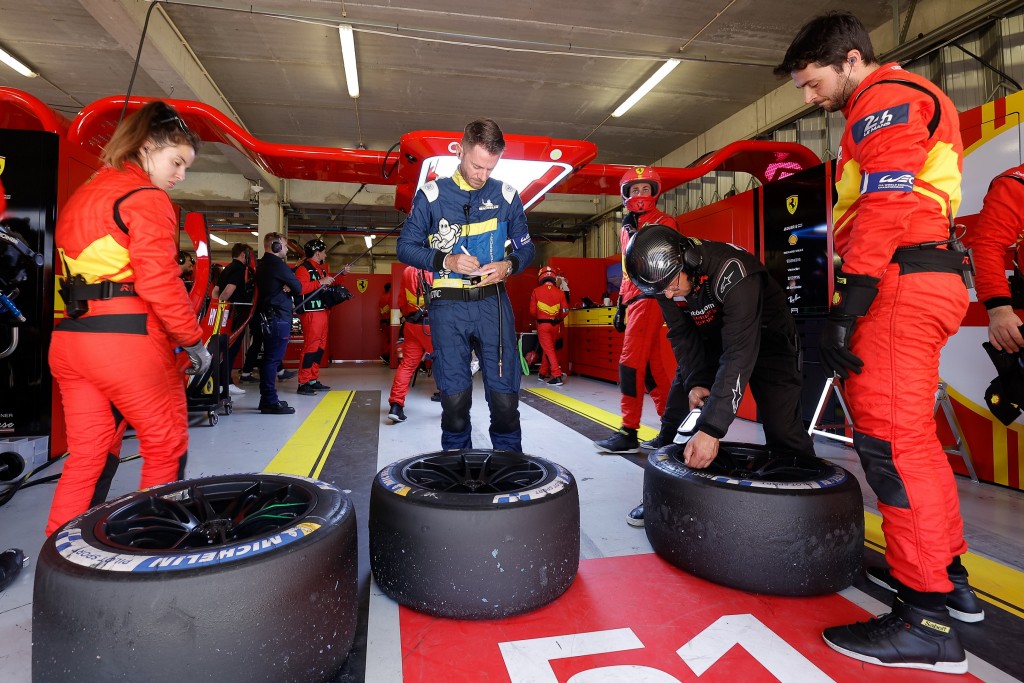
[296,382,317,395]
[626,503,644,527]
[822,598,967,674]
[594,428,639,454]
[431,391,442,402]
[260,402,295,415]
[547,375,564,386]
[277,369,297,380]
[866,567,984,623]
[640,432,671,450]
[309,380,331,391]
[537,374,550,383]
[387,403,406,423]
[238,372,259,384]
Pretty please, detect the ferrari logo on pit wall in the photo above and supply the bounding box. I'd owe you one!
[786,195,798,214]
[356,279,368,294]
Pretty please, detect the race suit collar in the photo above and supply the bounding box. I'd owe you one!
[841,62,895,118]
[451,169,475,191]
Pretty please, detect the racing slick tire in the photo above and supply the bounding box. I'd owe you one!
[644,442,863,596]
[32,473,357,683]
[369,449,579,619]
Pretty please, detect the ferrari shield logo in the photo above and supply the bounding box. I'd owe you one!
[0,156,6,175]
[786,195,798,214]
[356,278,368,294]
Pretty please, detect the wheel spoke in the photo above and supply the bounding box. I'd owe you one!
[98,478,315,551]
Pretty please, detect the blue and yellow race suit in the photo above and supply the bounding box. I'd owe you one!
[397,169,534,451]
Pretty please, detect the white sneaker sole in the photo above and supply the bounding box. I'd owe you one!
[822,635,968,674]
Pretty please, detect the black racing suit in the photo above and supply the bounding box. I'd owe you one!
[656,240,814,456]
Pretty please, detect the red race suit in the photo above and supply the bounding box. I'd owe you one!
[964,164,1024,308]
[47,163,203,536]
[388,267,434,406]
[835,63,969,592]
[529,281,567,378]
[295,258,334,385]
[617,209,677,429]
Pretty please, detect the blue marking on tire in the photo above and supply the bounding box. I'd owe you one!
[55,521,322,572]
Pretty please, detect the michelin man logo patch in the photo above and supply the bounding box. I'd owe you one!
[852,103,909,143]
[431,218,459,254]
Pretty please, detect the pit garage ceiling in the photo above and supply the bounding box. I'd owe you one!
[0,0,903,233]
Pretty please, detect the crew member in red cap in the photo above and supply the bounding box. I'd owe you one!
[294,238,336,395]
[530,265,568,385]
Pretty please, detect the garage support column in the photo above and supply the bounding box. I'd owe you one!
[257,189,284,256]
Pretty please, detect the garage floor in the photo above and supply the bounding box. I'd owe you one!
[1,364,1022,682]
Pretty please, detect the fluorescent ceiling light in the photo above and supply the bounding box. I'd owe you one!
[363,235,373,249]
[0,45,37,78]
[209,234,228,246]
[250,231,259,237]
[338,25,359,98]
[611,59,680,118]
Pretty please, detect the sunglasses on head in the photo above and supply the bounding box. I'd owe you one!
[158,110,193,137]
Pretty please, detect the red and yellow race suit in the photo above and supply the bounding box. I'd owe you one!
[617,208,677,429]
[964,165,1024,308]
[47,163,202,536]
[529,282,567,378]
[295,258,333,385]
[388,267,434,406]
[835,63,969,593]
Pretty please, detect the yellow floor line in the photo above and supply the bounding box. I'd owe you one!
[864,509,1024,619]
[525,387,659,441]
[528,388,1024,618]
[263,390,353,479]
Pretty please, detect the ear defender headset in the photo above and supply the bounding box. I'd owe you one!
[681,237,702,276]
[271,240,284,254]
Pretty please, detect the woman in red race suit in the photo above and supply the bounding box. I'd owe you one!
[46,101,208,536]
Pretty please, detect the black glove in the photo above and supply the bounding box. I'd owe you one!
[183,340,212,377]
[622,212,639,236]
[819,271,879,379]
[613,303,627,333]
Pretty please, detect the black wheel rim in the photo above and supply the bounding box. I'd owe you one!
[402,450,547,494]
[675,443,832,482]
[98,479,316,550]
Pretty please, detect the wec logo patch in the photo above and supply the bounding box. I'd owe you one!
[862,170,915,193]
[852,102,909,143]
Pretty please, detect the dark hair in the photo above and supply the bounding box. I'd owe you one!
[231,243,251,259]
[773,11,876,76]
[462,119,506,156]
[102,101,201,169]
[383,283,391,292]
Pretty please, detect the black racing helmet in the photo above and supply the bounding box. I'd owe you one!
[304,238,327,258]
[624,224,699,296]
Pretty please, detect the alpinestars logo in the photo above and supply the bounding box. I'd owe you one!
[731,375,743,414]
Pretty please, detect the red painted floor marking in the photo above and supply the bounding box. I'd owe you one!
[399,552,986,682]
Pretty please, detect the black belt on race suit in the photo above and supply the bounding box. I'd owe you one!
[66,280,138,300]
[890,246,971,276]
[430,281,505,302]
[536,319,561,325]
